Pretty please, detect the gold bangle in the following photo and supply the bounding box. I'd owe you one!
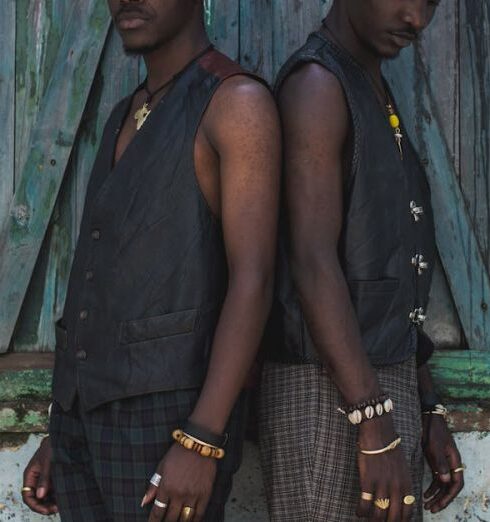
[359,436,402,455]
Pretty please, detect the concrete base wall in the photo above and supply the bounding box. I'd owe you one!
[1,434,488,521]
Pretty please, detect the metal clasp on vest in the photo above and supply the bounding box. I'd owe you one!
[410,201,424,222]
[411,254,429,275]
[409,307,427,325]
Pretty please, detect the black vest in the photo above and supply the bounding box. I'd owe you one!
[264,33,436,366]
[53,49,257,411]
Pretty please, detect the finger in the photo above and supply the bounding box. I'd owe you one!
[163,498,183,522]
[400,494,415,521]
[148,496,170,522]
[423,476,440,499]
[430,473,464,513]
[370,490,390,522]
[424,483,447,511]
[142,484,159,507]
[433,453,451,485]
[357,484,375,518]
[387,493,402,522]
[37,460,52,499]
[193,497,207,522]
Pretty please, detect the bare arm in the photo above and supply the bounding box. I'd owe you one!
[279,63,412,521]
[188,77,281,432]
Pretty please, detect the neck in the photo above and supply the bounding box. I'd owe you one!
[143,24,210,91]
[324,5,383,83]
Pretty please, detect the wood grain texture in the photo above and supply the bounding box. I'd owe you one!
[239,0,273,83]
[460,0,490,266]
[206,0,239,60]
[272,0,331,77]
[384,46,490,352]
[0,0,16,229]
[0,0,111,353]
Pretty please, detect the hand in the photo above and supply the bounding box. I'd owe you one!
[356,417,414,522]
[142,442,217,522]
[22,436,58,515]
[422,414,464,513]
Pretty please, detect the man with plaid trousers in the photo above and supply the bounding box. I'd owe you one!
[22,1,280,520]
[260,1,465,521]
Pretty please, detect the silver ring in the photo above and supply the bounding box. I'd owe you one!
[150,472,162,487]
[154,499,168,509]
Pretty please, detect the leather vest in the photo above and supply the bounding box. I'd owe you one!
[53,49,259,411]
[264,33,436,366]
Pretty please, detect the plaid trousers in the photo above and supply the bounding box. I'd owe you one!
[259,357,424,522]
[49,390,246,522]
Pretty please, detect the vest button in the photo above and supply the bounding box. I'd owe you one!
[85,270,94,281]
[91,229,101,240]
[76,349,87,361]
[411,254,429,275]
[79,309,88,320]
[409,307,426,325]
[410,201,424,222]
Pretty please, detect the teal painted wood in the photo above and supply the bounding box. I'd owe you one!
[0,0,112,353]
[384,47,490,352]
[239,0,274,83]
[0,0,15,228]
[206,0,239,60]
[12,1,77,353]
[271,0,331,77]
[417,4,463,348]
[460,1,490,266]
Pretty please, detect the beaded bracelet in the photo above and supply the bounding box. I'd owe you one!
[338,394,394,425]
[172,429,225,460]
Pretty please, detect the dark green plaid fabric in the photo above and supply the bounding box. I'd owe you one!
[49,390,246,522]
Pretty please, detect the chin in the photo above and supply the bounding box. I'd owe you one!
[122,39,161,57]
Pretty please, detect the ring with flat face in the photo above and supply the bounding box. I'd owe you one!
[154,499,168,509]
[181,505,195,521]
[403,495,416,505]
[150,473,162,487]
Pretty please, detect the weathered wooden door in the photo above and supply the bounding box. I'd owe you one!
[0,0,489,405]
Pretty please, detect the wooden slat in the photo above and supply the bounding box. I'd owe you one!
[384,47,490,352]
[0,1,111,353]
[271,0,331,77]
[0,0,15,228]
[429,350,490,400]
[206,0,239,60]
[239,0,274,83]
[459,0,490,266]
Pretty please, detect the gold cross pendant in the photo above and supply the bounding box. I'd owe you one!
[134,102,151,131]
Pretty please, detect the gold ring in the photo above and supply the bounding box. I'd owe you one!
[403,495,416,505]
[361,491,374,501]
[452,466,466,473]
[21,486,33,493]
[181,506,195,521]
[374,498,390,510]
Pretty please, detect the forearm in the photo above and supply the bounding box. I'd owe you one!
[294,257,382,404]
[189,273,273,434]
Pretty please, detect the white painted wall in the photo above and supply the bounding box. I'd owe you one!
[1,434,488,521]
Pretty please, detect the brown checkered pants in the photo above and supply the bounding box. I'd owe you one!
[258,357,424,521]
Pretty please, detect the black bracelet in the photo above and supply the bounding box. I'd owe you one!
[183,420,228,448]
[420,390,443,413]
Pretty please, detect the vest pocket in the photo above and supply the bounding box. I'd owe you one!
[119,309,198,345]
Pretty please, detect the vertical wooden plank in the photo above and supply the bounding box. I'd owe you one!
[460,0,490,266]
[414,1,463,348]
[206,0,239,59]
[272,0,331,78]
[384,46,490,351]
[13,26,140,352]
[0,0,111,353]
[0,0,15,228]
[239,0,274,83]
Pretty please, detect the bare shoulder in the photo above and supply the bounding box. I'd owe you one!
[202,75,279,146]
[279,62,349,143]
